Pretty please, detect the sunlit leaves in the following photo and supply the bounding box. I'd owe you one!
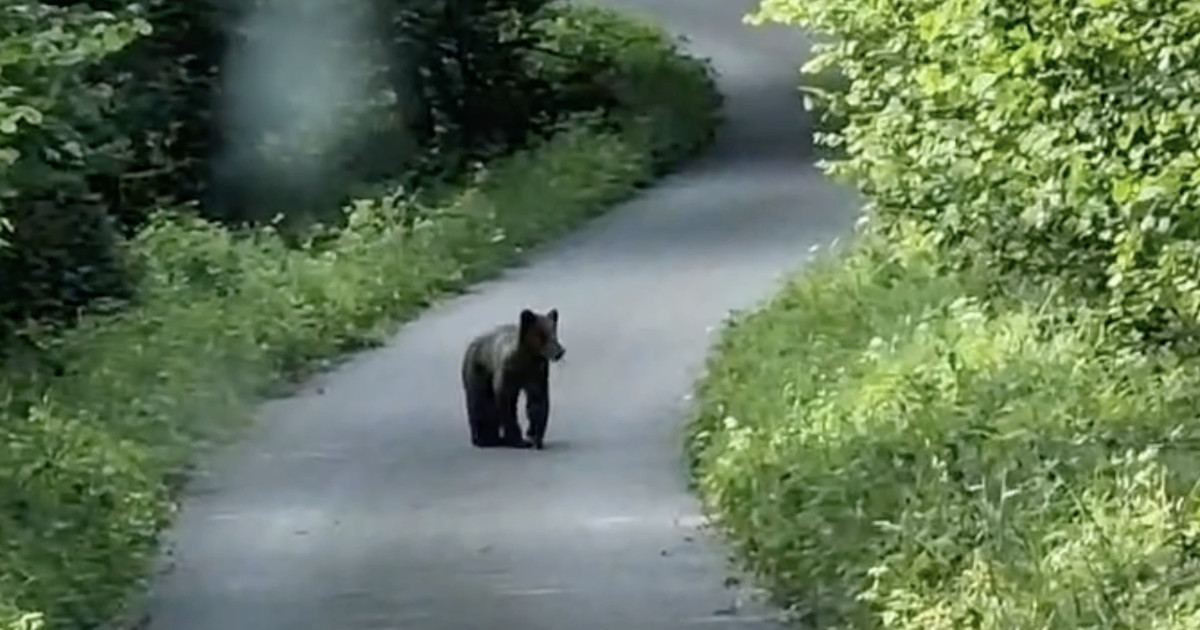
[0,1,149,253]
[759,0,1200,339]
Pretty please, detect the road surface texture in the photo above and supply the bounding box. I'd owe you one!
[143,0,858,628]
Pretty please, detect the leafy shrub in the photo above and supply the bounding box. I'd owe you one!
[753,0,1200,344]
[58,0,579,229]
[397,0,558,161]
[689,237,1200,629]
[2,0,693,339]
[528,4,723,172]
[0,2,149,205]
[0,404,167,628]
[695,0,1200,626]
[50,0,230,230]
[0,1,149,334]
[0,7,721,628]
[0,604,41,630]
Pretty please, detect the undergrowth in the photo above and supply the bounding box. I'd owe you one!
[689,0,1200,626]
[689,230,1200,629]
[0,6,721,630]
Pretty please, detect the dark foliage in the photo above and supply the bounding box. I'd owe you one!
[0,0,626,339]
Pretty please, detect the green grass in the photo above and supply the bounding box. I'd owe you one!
[688,230,1200,630]
[0,6,721,630]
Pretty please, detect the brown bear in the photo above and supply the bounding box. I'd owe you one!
[460,308,565,449]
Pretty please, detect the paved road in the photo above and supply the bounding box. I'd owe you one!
[143,1,857,628]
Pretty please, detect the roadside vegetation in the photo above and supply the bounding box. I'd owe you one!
[690,0,1200,628]
[0,1,721,628]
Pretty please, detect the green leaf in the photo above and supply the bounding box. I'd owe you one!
[970,72,998,95]
[1112,177,1137,204]
[916,64,946,95]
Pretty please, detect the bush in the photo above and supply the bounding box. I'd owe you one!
[689,233,1200,630]
[0,1,149,334]
[1,0,692,339]
[754,0,1200,344]
[527,4,722,172]
[0,6,720,629]
[56,0,580,229]
[692,0,1200,627]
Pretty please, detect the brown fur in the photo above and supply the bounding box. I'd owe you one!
[461,308,564,449]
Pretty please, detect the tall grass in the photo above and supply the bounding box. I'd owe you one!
[689,233,1200,629]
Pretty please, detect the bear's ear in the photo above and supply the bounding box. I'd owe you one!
[547,308,558,323]
[519,309,537,332]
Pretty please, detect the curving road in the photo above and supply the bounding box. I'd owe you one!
[143,1,857,628]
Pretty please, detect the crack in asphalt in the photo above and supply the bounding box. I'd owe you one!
[142,1,858,628]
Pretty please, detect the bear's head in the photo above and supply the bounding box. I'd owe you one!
[519,308,565,362]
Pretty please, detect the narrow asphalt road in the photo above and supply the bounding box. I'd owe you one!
[143,1,858,628]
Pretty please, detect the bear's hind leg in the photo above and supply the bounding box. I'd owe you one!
[465,372,501,448]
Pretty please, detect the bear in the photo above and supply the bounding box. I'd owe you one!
[460,308,565,449]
